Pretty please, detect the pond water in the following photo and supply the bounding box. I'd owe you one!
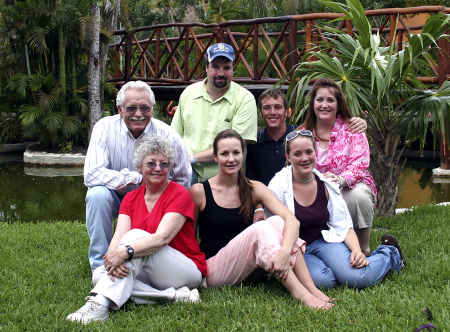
[0,154,86,223]
[1,154,449,222]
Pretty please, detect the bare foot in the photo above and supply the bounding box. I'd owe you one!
[296,293,335,310]
[310,288,331,302]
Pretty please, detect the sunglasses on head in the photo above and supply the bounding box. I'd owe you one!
[125,105,153,114]
[284,129,314,153]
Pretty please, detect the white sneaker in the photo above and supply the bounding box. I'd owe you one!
[174,286,200,304]
[66,296,109,325]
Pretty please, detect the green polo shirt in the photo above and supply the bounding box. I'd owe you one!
[171,79,257,181]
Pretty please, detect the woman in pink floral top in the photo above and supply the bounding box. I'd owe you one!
[300,78,376,256]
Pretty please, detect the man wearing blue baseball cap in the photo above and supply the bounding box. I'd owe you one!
[172,42,257,184]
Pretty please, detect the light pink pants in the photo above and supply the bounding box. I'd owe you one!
[206,215,305,287]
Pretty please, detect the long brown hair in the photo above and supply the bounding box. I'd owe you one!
[300,78,352,139]
[213,129,254,224]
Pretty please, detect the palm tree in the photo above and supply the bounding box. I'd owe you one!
[7,72,83,147]
[283,0,450,217]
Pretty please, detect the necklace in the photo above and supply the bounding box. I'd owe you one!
[292,173,314,184]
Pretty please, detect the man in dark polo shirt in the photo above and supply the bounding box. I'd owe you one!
[246,88,367,222]
[246,88,295,187]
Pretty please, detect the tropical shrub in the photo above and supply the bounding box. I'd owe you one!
[7,72,87,147]
[282,0,450,217]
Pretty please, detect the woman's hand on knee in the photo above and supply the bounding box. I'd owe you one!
[350,251,369,268]
[109,263,129,281]
[103,247,128,280]
[271,252,290,281]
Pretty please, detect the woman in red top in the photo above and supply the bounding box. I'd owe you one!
[67,135,206,325]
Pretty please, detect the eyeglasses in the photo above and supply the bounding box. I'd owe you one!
[145,162,171,169]
[124,105,153,114]
[284,129,315,152]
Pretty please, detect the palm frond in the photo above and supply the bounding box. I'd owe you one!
[399,82,450,149]
[6,74,29,99]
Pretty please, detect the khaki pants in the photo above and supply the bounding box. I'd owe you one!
[341,182,376,229]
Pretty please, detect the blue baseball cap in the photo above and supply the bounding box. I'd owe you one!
[206,43,235,62]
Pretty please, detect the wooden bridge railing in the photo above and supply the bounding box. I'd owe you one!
[108,6,450,87]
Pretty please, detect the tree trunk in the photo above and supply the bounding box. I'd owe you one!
[24,42,31,75]
[99,0,121,113]
[87,1,101,141]
[368,123,407,218]
[56,0,66,114]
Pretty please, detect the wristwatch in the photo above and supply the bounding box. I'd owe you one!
[125,245,134,261]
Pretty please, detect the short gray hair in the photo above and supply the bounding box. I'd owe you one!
[133,135,175,169]
[116,81,156,107]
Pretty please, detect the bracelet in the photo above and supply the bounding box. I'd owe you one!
[107,248,114,253]
[190,154,196,165]
[338,176,343,189]
[254,208,264,213]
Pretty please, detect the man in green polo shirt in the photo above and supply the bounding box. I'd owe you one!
[171,43,257,184]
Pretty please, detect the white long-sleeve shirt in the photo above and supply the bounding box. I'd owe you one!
[84,115,192,192]
[267,166,352,243]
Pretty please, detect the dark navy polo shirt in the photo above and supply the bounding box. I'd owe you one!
[245,123,297,186]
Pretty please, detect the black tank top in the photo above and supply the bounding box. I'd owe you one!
[294,174,329,244]
[198,180,250,259]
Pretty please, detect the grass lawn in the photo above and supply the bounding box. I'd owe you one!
[1,205,449,331]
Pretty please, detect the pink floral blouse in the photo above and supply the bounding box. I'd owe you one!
[306,116,377,200]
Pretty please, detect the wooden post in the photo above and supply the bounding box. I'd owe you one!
[346,19,353,37]
[215,27,224,43]
[305,20,312,62]
[254,24,258,80]
[124,32,132,83]
[185,28,189,81]
[438,29,450,170]
[288,20,298,72]
[156,29,160,77]
[389,15,396,46]
[114,47,120,80]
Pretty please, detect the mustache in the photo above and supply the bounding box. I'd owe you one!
[214,76,227,80]
[130,116,147,121]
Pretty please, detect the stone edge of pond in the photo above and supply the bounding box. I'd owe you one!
[0,142,38,154]
[24,143,85,166]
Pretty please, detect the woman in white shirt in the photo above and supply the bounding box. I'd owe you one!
[267,129,405,289]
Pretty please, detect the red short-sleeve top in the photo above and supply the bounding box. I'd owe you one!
[119,181,207,276]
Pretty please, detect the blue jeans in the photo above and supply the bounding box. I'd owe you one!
[304,238,401,289]
[86,186,125,271]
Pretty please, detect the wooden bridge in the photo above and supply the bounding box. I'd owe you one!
[108,6,450,101]
[108,6,450,169]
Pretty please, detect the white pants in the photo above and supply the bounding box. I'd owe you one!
[91,229,202,310]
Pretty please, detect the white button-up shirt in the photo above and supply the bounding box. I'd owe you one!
[84,114,191,191]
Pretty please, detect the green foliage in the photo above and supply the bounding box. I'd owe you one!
[58,140,74,153]
[359,0,407,9]
[6,72,86,147]
[407,0,450,5]
[0,0,118,146]
[1,205,450,330]
[0,109,24,144]
[281,0,450,217]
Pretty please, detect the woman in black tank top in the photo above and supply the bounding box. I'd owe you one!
[268,130,404,290]
[189,129,334,309]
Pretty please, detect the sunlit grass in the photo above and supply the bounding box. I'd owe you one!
[1,205,449,331]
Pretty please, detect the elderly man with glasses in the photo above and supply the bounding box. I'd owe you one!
[84,80,191,272]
